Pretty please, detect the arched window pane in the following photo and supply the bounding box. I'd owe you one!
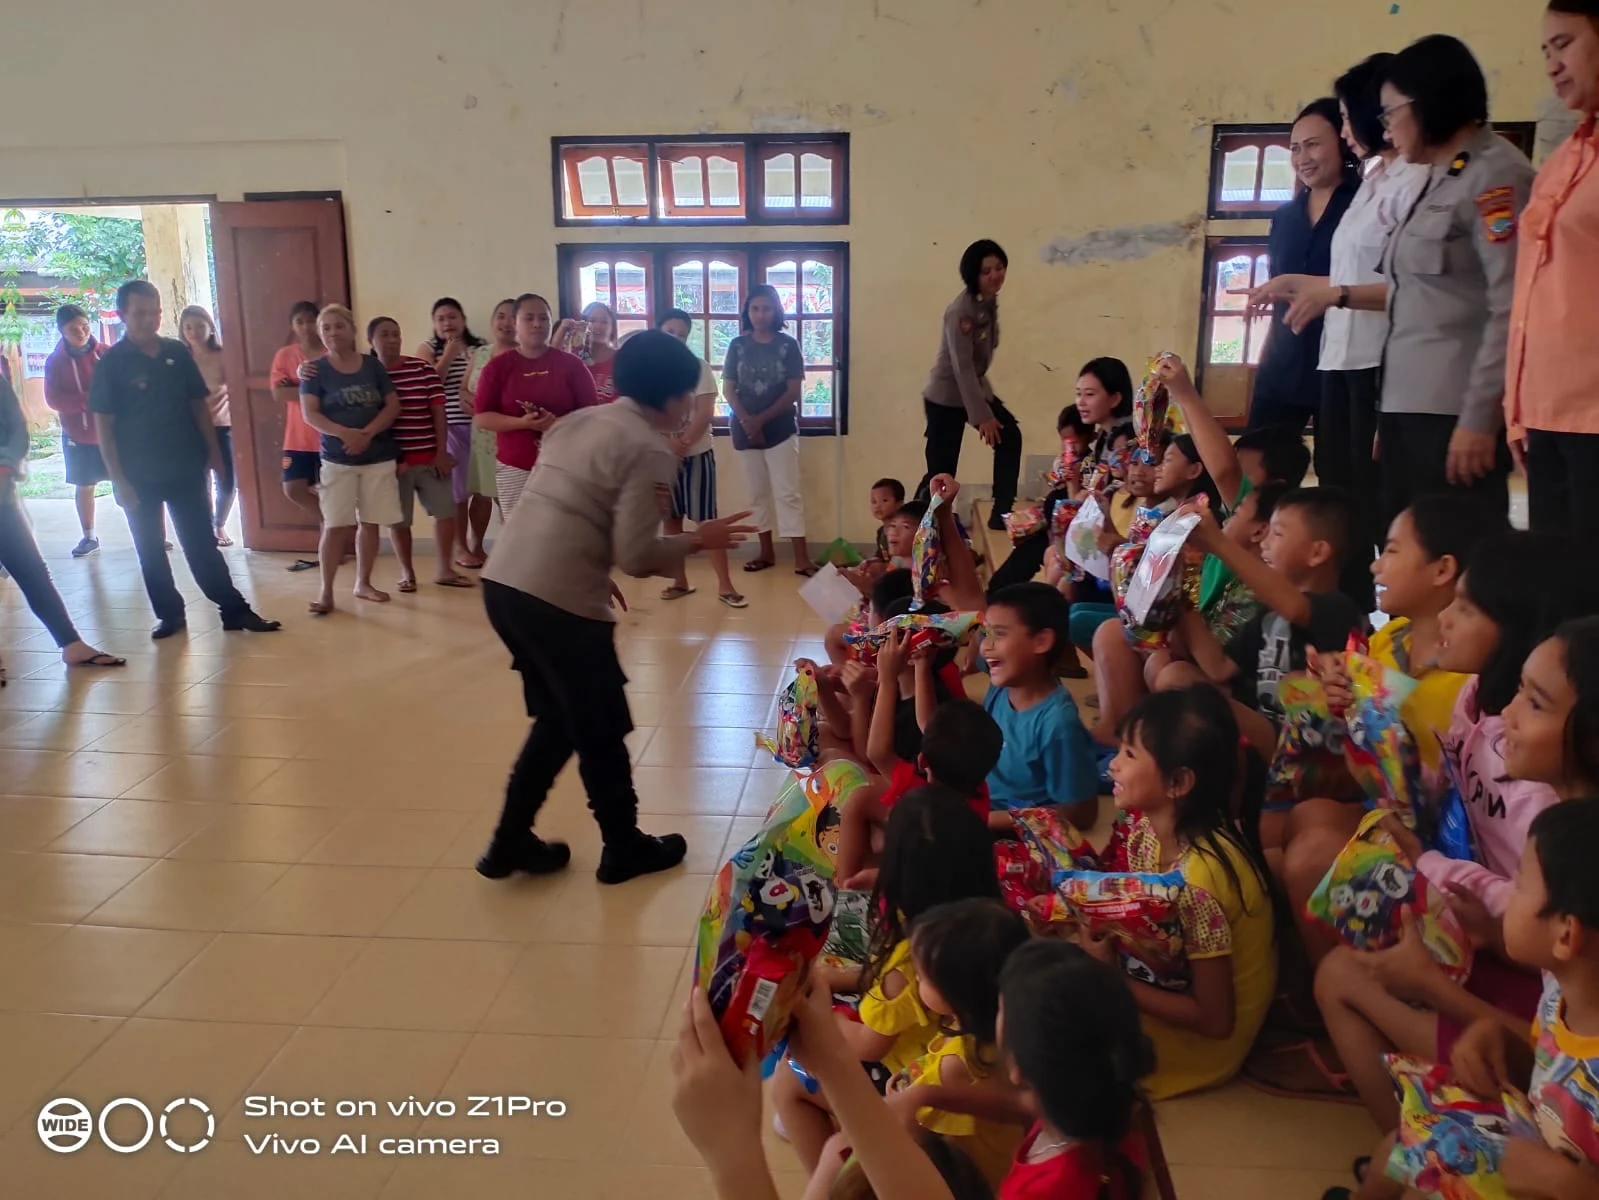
[764,153,796,208]
[670,158,705,207]
[764,260,798,315]
[614,263,648,316]
[801,260,833,314]
[1214,255,1251,312]
[800,153,832,208]
[613,159,647,207]
[575,157,613,207]
[708,156,741,207]
[709,260,741,314]
[1260,147,1295,203]
[1220,147,1260,205]
[579,264,613,309]
[673,261,705,311]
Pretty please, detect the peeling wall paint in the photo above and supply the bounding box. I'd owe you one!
[1039,218,1204,267]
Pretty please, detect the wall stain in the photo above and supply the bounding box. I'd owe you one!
[552,0,568,53]
[1040,217,1203,267]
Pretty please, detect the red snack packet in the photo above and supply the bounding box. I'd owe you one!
[717,939,814,1065]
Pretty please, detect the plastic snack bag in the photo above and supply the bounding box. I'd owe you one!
[910,491,945,611]
[1121,509,1204,627]
[696,761,863,1068]
[1420,746,1479,862]
[755,663,822,770]
[1306,809,1473,981]
[843,610,984,659]
[1063,497,1113,580]
[1131,354,1175,465]
[1042,437,1081,493]
[1004,504,1045,545]
[1010,807,1100,877]
[1264,673,1358,809]
[1384,1055,1526,1200]
[816,536,864,568]
[1343,641,1423,818]
[1056,868,1191,991]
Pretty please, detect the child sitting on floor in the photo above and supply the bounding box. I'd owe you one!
[871,477,906,562]
[1095,685,1277,1100]
[981,582,1101,833]
[1328,798,1599,1200]
[879,898,1033,1188]
[774,787,1002,1173]
[1313,591,1599,1136]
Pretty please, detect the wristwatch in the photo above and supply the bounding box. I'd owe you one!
[1336,286,1351,309]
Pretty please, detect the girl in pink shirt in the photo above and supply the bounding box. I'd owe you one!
[1314,533,1599,1133]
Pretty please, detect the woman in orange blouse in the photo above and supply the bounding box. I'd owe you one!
[1506,0,1599,535]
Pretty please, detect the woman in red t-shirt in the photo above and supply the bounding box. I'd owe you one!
[471,293,599,516]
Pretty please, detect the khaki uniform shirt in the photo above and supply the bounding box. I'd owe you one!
[923,290,999,425]
[483,397,690,622]
[1380,125,1535,434]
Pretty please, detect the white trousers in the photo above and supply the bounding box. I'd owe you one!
[738,437,805,539]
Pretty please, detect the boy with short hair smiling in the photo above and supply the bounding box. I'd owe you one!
[982,582,1100,832]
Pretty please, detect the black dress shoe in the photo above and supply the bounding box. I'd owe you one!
[222,609,283,633]
[151,618,188,640]
[987,511,1009,531]
[476,835,572,880]
[596,831,687,885]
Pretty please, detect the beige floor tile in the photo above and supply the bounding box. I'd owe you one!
[1155,1084,1376,1171]
[422,1033,653,1159]
[43,798,222,857]
[155,683,287,718]
[80,715,233,755]
[629,766,750,816]
[85,860,289,930]
[552,870,713,946]
[376,868,572,941]
[480,943,687,1038]
[0,925,213,1016]
[655,691,779,729]
[0,851,154,922]
[299,811,473,868]
[0,710,134,751]
[1169,1163,1360,1199]
[192,717,315,759]
[0,1011,122,1131]
[0,1127,180,1200]
[682,662,789,695]
[307,938,522,1031]
[159,1142,397,1200]
[118,754,288,802]
[167,804,346,862]
[216,1026,471,1140]
[0,794,108,850]
[229,864,425,936]
[0,920,72,971]
[638,725,767,768]
[141,933,364,1023]
[617,1039,709,1167]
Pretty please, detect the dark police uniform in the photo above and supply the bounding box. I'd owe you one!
[920,290,1021,516]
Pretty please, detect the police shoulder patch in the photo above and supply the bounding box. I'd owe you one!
[1475,186,1517,244]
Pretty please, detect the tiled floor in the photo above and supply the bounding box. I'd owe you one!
[1,500,1374,1197]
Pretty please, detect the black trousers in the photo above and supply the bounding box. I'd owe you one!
[918,398,1021,515]
[1319,369,1383,612]
[1377,412,1511,533]
[987,486,1074,594]
[0,502,81,647]
[1526,429,1599,540]
[124,472,250,623]
[211,426,237,531]
[483,580,641,848]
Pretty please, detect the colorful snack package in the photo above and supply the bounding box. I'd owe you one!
[1004,504,1045,544]
[1343,643,1423,818]
[1042,437,1081,493]
[1131,353,1175,465]
[910,491,945,611]
[842,610,984,658]
[1010,807,1100,877]
[1264,673,1359,810]
[1384,1054,1525,1200]
[696,761,864,1069]
[755,663,822,770]
[994,839,1051,896]
[1121,509,1205,627]
[1056,868,1191,991]
[1306,809,1473,981]
[1063,497,1112,580]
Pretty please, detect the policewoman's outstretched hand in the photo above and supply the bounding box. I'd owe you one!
[694,511,758,552]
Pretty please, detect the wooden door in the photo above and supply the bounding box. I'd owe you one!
[210,199,349,551]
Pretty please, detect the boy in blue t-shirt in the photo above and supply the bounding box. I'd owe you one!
[981,582,1100,832]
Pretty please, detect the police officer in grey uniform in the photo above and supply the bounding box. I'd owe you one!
[1372,35,1534,527]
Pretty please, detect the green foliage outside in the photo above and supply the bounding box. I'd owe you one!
[0,208,148,352]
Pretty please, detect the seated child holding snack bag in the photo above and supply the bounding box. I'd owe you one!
[1095,686,1277,1100]
[980,583,1101,833]
[1327,799,1599,1200]
[1312,545,1599,1134]
[773,787,1003,1173]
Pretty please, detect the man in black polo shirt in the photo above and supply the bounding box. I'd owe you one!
[91,280,280,639]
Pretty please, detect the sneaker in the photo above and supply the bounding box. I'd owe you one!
[70,536,100,558]
[596,831,687,885]
[476,834,572,880]
[222,609,283,633]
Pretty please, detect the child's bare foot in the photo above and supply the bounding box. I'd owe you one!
[434,572,474,588]
[308,596,334,615]
[353,583,391,603]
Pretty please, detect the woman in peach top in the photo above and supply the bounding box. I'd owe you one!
[1506,1,1599,536]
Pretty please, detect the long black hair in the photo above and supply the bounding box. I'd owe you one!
[1078,356,1136,421]
[1118,687,1270,906]
[427,296,485,352]
[1550,617,1599,795]
[1334,53,1396,159]
[1001,941,1154,1199]
[1162,433,1224,511]
[862,787,1000,993]
[909,899,1030,1070]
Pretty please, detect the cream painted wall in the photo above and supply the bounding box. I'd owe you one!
[0,0,1557,541]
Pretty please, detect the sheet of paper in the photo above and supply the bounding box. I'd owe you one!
[799,563,864,625]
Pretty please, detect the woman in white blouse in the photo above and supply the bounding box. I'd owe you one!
[1252,52,1427,567]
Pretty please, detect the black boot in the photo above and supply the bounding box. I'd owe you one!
[476,833,572,880]
[596,831,687,885]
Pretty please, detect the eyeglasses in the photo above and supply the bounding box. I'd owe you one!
[1378,100,1414,129]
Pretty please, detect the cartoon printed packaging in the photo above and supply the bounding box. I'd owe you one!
[1004,504,1045,545]
[1055,868,1191,991]
[1306,809,1473,982]
[696,760,865,1068]
[755,663,821,770]
[1384,1054,1532,1200]
[910,490,945,610]
[1009,807,1099,877]
[843,611,984,660]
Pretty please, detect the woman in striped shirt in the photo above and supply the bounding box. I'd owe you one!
[415,297,485,564]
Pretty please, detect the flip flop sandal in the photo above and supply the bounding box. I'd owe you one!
[719,592,749,609]
[397,579,418,593]
[742,559,775,573]
[70,653,127,668]
[456,558,485,569]
[435,575,475,588]
[660,586,696,601]
[288,559,319,572]
[794,566,820,578]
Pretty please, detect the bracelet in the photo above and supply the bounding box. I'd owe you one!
[1336,286,1351,310]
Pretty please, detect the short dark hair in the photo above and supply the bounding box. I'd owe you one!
[892,499,928,525]
[1056,404,1091,435]
[1385,34,1490,146]
[909,898,1030,1049]
[611,330,701,410]
[1248,480,1290,525]
[1459,532,1599,717]
[289,300,320,322]
[513,292,550,319]
[958,239,1008,295]
[1529,798,1599,927]
[739,283,786,333]
[1077,357,1135,420]
[985,582,1072,667]
[871,568,914,616]
[1234,427,1311,487]
[115,279,159,312]
[1550,0,1599,17]
[55,304,88,331]
[1277,486,1359,569]
[921,700,1004,795]
[1295,96,1360,176]
[365,315,398,343]
[872,478,906,504]
[1554,617,1599,793]
[1404,493,1510,578]
[657,307,694,329]
[1000,940,1154,1179]
[1335,53,1397,158]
